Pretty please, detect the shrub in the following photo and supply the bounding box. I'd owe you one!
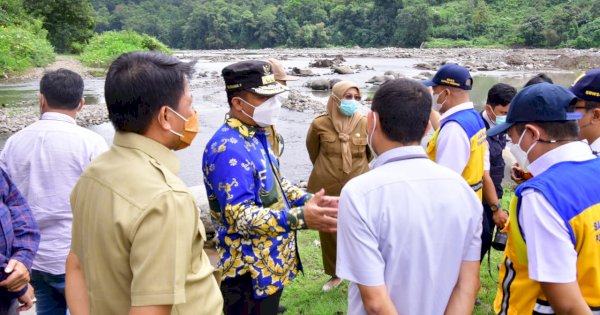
[79,30,171,68]
[0,21,55,77]
[423,38,474,48]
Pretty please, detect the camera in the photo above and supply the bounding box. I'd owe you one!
[491,230,507,251]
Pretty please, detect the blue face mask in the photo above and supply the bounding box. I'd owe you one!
[495,115,507,125]
[339,100,359,116]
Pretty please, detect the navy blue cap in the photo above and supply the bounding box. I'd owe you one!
[422,64,473,90]
[487,83,581,136]
[222,60,286,96]
[569,68,600,103]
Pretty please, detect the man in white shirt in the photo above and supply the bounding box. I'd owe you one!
[569,68,600,153]
[337,78,483,315]
[0,69,107,315]
[423,64,487,200]
[487,82,600,314]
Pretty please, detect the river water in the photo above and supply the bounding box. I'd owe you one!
[0,52,580,187]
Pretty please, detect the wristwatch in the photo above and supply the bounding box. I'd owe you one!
[490,202,502,212]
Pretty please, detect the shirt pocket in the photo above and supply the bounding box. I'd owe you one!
[321,134,340,155]
[351,135,368,156]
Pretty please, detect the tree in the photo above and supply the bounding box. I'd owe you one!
[472,0,489,36]
[23,0,95,53]
[518,15,545,46]
[395,4,431,47]
[370,0,403,46]
[293,22,330,48]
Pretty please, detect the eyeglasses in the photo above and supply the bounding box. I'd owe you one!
[343,94,361,101]
[574,106,588,110]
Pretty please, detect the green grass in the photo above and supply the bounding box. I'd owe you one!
[280,191,515,314]
[280,230,348,314]
[282,231,504,315]
[79,30,171,68]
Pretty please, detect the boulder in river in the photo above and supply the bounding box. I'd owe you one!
[332,65,354,74]
[383,70,403,78]
[282,89,325,112]
[309,55,345,68]
[415,63,438,70]
[304,79,331,91]
[292,67,316,76]
[366,75,395,85]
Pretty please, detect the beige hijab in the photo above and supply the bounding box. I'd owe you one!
[326,80,363,174]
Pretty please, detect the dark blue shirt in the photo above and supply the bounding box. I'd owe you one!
[0,168,39,301]
[203,117,312,298]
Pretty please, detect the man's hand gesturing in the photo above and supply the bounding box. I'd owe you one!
[304,189,338,233]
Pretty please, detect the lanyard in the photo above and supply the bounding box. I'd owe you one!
[381,154,428,165]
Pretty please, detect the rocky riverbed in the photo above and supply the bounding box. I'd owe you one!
[1,47,599,134]
[2,47,599,248]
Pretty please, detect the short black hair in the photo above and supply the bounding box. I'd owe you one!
[524,73,554,88]
[514,101,579,140]
[514,120,579,140]
[371,79,431,144]
[105,51,192,134]
[39,68,84,110]
[584,100,600,111]
[487,83,517,108]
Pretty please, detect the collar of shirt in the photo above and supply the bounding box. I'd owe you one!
[225,117,263,139]
[373,145,427,168]
[482,110,495,127]
[440,102,474,123]
[591,137,600,152]
[40,112,76,124]
[528,141,596,176]
[113,132,180,175]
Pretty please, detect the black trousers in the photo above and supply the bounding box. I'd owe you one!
[0,299,17,315]
[480,203,495,262]
[221,273,283,315]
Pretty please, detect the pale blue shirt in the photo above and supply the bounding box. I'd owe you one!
[337,145,482,315]
[0,112,108,274]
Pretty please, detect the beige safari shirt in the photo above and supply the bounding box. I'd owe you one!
[70,132,222,315]
[306,115,371,196]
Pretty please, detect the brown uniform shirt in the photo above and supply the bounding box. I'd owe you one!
[70,132,222,314]
[306,114,371,196]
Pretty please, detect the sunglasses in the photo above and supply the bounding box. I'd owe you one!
[342,94,361,101]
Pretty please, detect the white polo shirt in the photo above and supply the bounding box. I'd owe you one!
[337,145,482,315]
[519,141,596,283]
[436,102,474,174]
[0,112,108,274]
[591,137,600,153]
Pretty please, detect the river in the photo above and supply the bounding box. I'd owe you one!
[0,50,581,187]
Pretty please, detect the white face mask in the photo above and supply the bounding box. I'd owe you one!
[516,128,538,163]
[274,91,289,105]
[368,111,378,158]
[239,95,283,127]
[432,90,446,112]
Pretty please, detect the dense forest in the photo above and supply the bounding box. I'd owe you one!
[91,0,600,49]
[1,0,599,75]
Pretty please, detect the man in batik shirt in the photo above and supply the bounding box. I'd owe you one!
[203,60,338,315]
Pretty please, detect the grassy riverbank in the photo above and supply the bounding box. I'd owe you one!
[281,230,504,315]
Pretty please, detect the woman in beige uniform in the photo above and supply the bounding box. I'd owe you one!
[305,80,372,292]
